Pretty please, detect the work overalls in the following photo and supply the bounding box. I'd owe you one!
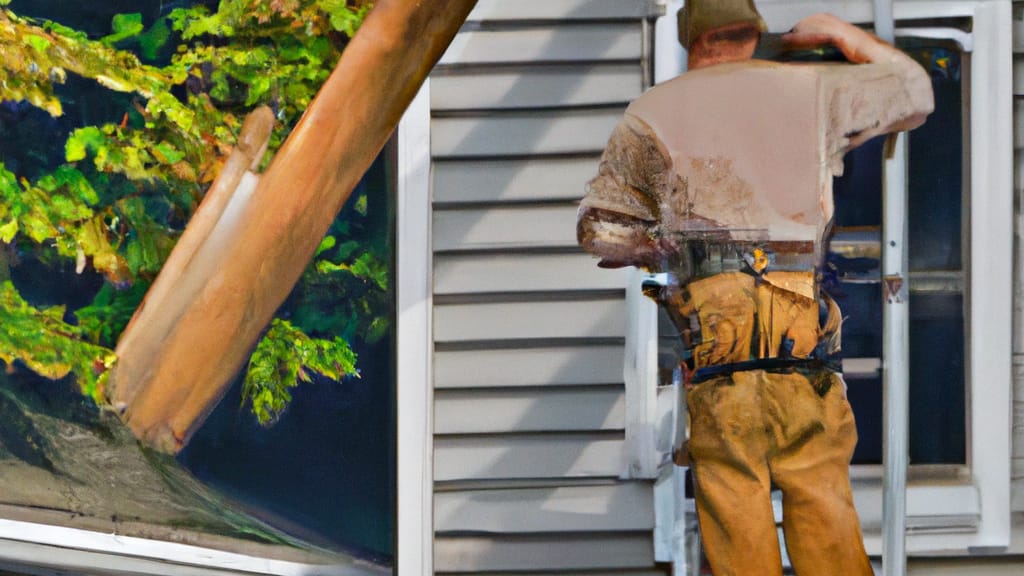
[670,267,873,576]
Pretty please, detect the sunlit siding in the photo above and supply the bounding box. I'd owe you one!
[428,1,663,573]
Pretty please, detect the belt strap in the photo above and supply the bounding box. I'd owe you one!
[688,356,841,396]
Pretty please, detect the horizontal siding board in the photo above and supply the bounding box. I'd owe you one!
[434,253,625,295]
[1016,56,1024,95]
[465,0,661,22]
[434,345,625,389]
[440,24,643,66]
[431,109,620,158]
[434,533,654,572]
[434,482,654,533]
[1016,99,1024,149]
[434,298,626,343]
[432,205,579,251]
[1014,403,1024,469]
[1017,8,1024,53]
[434,434,625,481]
[432,65,642,110]
[434,386,625,434]
[433,157,599,204]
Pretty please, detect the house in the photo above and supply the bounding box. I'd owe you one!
[418,0,1024,574]
[0,0,1022,574]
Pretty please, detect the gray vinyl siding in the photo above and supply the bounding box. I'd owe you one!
[429,1,662,573]
[1013,0,1024,513]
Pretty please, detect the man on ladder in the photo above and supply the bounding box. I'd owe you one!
[576,1,933,574]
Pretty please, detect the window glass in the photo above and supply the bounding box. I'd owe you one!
[0,0,394,568]
[831,38,967,465]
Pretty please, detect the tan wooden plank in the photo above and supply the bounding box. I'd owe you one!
[432,65,641,110]
[434,533,655,572]
[434,345,625,389]
[434,434,625,481]
[434,386,625,434]
[433,298,626,343]
[440,24,643,66]
[465,0,662,22]
[434,253,626,295]
[431,109,620,158]
[432,205,579,251]
[433,156,599,204]
[434,482,653,533]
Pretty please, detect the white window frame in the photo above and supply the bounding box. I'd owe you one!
[644,0,1014,558]
[395,82,434,576]
[0,87,434,576]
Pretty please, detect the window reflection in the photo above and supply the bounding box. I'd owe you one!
[0,0,395,568]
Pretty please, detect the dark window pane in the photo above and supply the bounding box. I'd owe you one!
[907,42,964,271]
[828,39,967,465]
[908,293,966,464]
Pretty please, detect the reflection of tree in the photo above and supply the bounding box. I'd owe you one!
[0,0,475,554]
[0,367,353,564]
[0,0,379,427]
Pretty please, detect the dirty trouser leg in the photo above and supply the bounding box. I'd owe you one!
[688,373,782,576]
[766,372,873,576]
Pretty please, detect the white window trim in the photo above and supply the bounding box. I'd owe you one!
[396,82,434,576]
[0,521,384,575]
[646,0,1015,558]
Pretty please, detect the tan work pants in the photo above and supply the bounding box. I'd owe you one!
[687,369,872,576]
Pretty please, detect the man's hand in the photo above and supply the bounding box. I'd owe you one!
[782,13,895,65]
[782,12,934,143]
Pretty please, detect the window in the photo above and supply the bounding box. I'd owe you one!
[830,37,967,467]
[645,0,1014,558]
[0,1,437,573]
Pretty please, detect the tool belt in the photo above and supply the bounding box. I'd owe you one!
[650,269,843,395]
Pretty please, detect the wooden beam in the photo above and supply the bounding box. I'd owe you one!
[106,0,479,453]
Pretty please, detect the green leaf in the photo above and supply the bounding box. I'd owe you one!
[102,13,144,46]
[24,34,51,52]
[153,141,185,165]
[0,220,17,243]
[138,17,171,61]
[315,235,336,257]
[242,319,357,426]
[65,127,107,163]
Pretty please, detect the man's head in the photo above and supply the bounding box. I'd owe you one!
[679,0,766,68]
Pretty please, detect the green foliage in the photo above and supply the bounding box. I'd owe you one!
[295,188,392,345]
[243,319,357,426]
[101,13,145,46]
[0,281,115,400]
[74,282,149,348]
[0,0,383,424]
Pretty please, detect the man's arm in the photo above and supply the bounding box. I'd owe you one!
[784,13,934,157]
